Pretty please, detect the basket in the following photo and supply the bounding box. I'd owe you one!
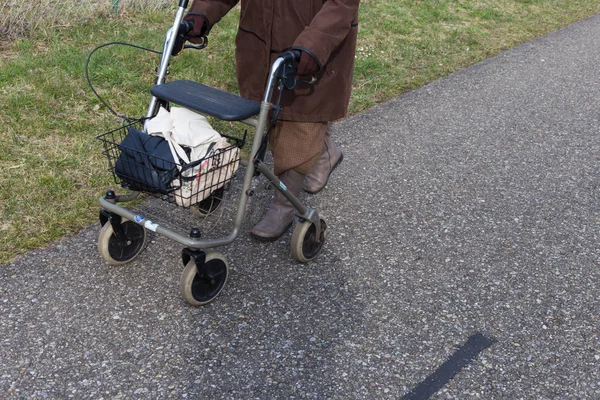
[97,121,243,207]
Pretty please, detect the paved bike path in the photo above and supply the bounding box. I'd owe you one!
[2,13,600,399]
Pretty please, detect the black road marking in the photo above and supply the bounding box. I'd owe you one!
[402,332,497,400]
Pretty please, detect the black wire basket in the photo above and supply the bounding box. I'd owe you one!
[97,121,244,208]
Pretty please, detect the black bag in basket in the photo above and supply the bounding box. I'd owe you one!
[115,126,178,193]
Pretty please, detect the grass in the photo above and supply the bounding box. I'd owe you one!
[1,0,600,263]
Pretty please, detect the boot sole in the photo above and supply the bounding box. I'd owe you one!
[249,222,293,242]
[304,153,344,195]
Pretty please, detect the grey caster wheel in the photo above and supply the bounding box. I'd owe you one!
[98,218,147,265]
[180,251,229,306]
[291,218,327,263]
[189,187,225,218]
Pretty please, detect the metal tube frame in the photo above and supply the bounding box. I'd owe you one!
[100,3,322,250]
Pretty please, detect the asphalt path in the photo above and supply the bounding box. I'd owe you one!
[2,13,600,399]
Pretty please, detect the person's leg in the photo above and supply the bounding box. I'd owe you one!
[249,168,305,240]
[303,129,343,194]
[250,121,327,240]
[269,120,328,176]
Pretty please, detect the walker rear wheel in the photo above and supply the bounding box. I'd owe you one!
[190,187,225,217]
[98,219,147,265]
[291,219,327,263]
[180,251,229,306]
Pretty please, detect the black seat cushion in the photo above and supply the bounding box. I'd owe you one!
[151,80,261,121]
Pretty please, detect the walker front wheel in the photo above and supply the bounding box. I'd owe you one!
[98,219,147,265]
[291,219,327,263]
[180,251,229,306]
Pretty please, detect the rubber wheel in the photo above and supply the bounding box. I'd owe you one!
[291,219,327,263]
[98,219,147,265]
[190,187,225,218]
[180,251,229,306]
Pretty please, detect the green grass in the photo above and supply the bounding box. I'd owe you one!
[1,0,600,263]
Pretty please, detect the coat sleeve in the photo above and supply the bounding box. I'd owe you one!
[292,0,360,69]
[189,0,240,34]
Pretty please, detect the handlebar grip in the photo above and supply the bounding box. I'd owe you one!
[179,20,194,35]
[282,50,302,63]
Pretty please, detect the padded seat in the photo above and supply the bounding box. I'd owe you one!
[150,80,261,121]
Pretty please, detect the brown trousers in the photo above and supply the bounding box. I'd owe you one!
[269,120,329,176]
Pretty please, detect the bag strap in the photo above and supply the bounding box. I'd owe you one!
[202,142,217,158]
[162,130,190,171]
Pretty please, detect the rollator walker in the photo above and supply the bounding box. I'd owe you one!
[95,0,327,306]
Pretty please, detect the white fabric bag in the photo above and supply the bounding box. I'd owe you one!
[171,137,240,207]
[146,106,222,175]
[145,106,239,206]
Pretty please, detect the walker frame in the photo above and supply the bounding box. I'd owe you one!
[96,0,327,306]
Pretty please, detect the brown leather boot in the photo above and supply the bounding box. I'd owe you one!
[250,169,305,241]
[303,136,343,194]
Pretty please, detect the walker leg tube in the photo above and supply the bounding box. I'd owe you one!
[229,102,272,232]
[253,160,323,238]
[254,160,307,215]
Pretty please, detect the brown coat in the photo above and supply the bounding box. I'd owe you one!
[189,0,360,122]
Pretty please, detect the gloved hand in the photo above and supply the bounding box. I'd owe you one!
[182,13,208,44]
[297,51,319,76]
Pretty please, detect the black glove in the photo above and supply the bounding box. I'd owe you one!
[182,13,208,44]
[297,51,319,76]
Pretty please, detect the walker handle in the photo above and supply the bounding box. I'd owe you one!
[281,50,302,63]
[173,21,208,55]
[179,20,194,35]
